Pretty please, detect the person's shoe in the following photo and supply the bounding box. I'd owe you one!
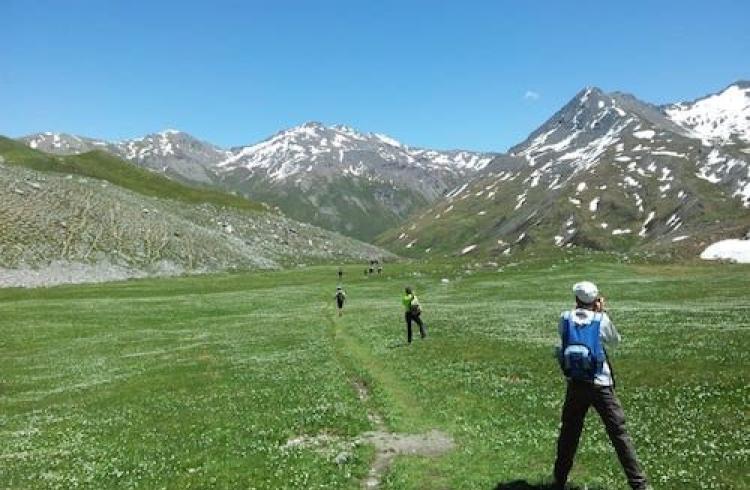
[550,479,566,490]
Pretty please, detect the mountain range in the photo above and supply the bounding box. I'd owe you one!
[379,82,750,257]
[16,81,750,260]
[0,137,391,287]
[21,124,494,240]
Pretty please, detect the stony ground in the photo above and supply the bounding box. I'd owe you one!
[0,161,392,287]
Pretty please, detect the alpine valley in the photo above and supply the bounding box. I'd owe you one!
[17,81,750,261]
[21,124,494,241]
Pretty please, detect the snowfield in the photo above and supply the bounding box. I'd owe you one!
[700,239,750,263]
[666,84,750,145]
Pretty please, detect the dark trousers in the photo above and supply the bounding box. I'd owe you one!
[554,381,648,490]
[405,311,426,343]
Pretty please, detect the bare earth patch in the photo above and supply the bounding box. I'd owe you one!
[280,379,455,488]
[351,379,455,489]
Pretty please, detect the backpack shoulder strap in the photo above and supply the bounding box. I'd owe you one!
[560,311,572,347]
[588,312,605,362]
[590,312,603,328]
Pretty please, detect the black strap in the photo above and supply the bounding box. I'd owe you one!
[604,347,616,389]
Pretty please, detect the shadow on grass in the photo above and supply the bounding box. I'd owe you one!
[386,341,409,349]
[494,480,606,490]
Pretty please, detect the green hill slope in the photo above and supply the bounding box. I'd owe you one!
[0,136,264,212]
[0,136,393,286]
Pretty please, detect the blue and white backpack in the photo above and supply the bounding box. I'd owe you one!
[558,311,606,381]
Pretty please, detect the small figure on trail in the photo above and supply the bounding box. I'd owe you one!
[553,281,649,490]
[338,267,343,280]
[335,286,346,317]
[377,264,383,275]
[402,286,426,344]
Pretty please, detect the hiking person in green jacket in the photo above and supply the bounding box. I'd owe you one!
[402,286,426,343]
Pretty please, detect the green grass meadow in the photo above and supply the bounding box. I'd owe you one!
[1,258,748,489]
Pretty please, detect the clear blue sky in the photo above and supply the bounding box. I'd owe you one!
[2,0,748,152]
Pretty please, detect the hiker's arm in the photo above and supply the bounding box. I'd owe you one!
[601,314,621,346]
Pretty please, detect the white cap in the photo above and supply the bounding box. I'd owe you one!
[573,281,599,304]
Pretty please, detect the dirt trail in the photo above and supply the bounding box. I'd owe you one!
[351,379,455,489]
[326,310,455,488]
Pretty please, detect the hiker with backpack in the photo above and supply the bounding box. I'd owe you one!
[553,281,649,490]
[335,286,346,317]
[402,286,426,344]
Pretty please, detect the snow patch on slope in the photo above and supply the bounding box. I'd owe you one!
[216,123,494,179]
[700,239,750,263]
[666,84,750,145]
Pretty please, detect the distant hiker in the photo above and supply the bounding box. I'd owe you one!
[377,265,383,275]
[553,281,649,490]
[335,286,346,317]
[402,286,426,343]
[338,267,343,280]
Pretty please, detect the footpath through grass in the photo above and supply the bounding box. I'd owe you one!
[1,258,748,489]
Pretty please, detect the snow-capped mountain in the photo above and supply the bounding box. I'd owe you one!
[665,81,750,146]
[20,124,494,240]
[23,132,110,154]
[379,85,750,257]
[18,81,750,249]
[0,136,392,286]
[218,122,492,184]
[21,130,226,184]
[217,122,492,194]
[214,122,495,239]
[503,86,749,206]
[113,130,228,184]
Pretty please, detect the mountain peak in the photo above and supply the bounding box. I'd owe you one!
[19,131,107,154]
[159,128,183,136]
[331,124,363,135]
[579,86,605,97]
[665,81,750,145]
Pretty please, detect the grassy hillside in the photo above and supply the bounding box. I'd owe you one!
[0,136,264,212]
[222,174,429,242]
[1,258,747,488]
[0,141,393,283]
[378,155,750,259]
